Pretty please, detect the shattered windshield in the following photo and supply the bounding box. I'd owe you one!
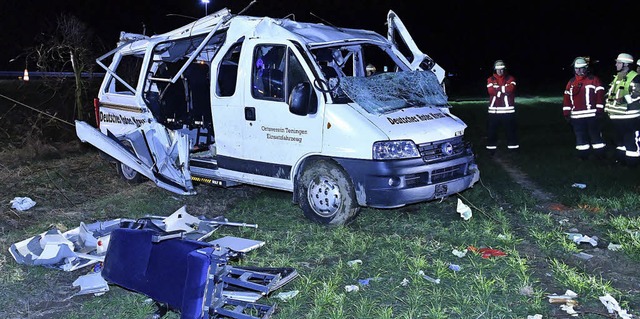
[339,71,448,115]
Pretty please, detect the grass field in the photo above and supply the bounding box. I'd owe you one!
[1,80,640,318]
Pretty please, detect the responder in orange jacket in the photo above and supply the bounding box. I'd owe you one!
[563,57,606,160]
[486,60,518,155]
[605,53,640,167]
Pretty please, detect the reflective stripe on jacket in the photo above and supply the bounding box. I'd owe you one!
[605,70,640,119]
[563,75,605,119]
[487,74,516,114]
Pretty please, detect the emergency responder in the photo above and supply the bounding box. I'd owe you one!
[366,64,377,76]
[562,57,606,160]
[486,60,518,155]
[604,53,640,167]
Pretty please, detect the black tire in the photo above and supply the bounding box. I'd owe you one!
[116,161,143,184]
[298,160,360,225]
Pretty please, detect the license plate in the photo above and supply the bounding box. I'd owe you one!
[435,183,448,197]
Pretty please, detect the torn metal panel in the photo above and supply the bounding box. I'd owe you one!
[76,120,195,195]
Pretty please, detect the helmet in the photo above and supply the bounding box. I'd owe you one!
[574,57,588,68]
[616,53,634,64]
[366,64,377,73]
[494,60,506,70]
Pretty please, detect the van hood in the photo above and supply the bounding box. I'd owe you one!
[363,106,466,143]
[339,70,466,142]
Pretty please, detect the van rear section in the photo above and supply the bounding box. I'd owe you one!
[76,7,480,226]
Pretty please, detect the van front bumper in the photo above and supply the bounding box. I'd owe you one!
[334,155,480,208]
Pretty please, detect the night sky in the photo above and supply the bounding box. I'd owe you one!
[1,0,638,94]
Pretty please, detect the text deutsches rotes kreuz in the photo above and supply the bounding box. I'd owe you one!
[386,112,447,125]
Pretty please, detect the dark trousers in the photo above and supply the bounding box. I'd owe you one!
[570,117,606,159]
[486,113,518,150]
[610,117,640,166]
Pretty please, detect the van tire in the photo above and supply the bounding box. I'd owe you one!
[116,161,143,184]
[298,160,359,225]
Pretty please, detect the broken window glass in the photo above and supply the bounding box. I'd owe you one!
[339,70,448,115]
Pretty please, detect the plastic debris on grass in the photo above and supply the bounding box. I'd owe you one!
[417,271,440,284]
[347,259,362,267]
[457,198,472,220]
[599,294,633,319]
[566,233,598,247]
[527,315,543,319]
[10,196,36,211]
[608,243,622,251]
[468,245,507,258]
[448,264,461,272]
[548,290,579,317]
[400,278,410,286]
[345,285,359,292]
[571,183,586,189]
[452,248,467,258]
[273,290,299,302]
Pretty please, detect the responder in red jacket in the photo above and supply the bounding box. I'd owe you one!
[605,53,640,167]
[486,60,518,155]
[562,57,606,160]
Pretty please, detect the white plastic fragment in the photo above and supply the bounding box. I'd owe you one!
[560,304,579,317]
[599,294,633,319]
[608,243,622,251]
[273,290,299,302]
[527,315,543,319]
[452,249,467,258]
[548,290,578,303]
[566,233,598,246]
[344,285,359,292]
[422,275,441,284]
[571,183,586,189]
[456,198,472,220]
[72,271,109,297]
[10,197,36,211]
[347,259,362,267]
[400,278,410,287]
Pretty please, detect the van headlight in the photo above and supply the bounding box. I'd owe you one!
[373,140,420,160]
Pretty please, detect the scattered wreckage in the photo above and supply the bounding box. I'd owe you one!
[76,4,480,226]
[9,206,298,319]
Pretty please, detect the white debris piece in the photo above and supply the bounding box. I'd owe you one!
[10,197,36,211]
[566,233,598,246]
[560,304,579,317]
[344,285,359,292]
[347,259,363,267]
[273,290,299,302]
[599,294,633,319]
[452,249,467,258]
[608,243,622,251]
[456,198,472,220]
[72,271,109,297]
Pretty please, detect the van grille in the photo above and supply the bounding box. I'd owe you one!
[417,137,466,163]
[431,164,466,184]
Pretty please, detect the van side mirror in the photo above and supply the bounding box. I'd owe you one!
[289,82,317,116]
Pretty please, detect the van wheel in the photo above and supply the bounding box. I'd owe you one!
[298,160,359,225]
[116,161,143,184]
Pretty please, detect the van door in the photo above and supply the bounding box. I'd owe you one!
[76,121,194,195]
[386,10,445,83]
[220,40,322,189]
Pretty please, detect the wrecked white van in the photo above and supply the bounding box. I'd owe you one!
[76,7,480,225]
